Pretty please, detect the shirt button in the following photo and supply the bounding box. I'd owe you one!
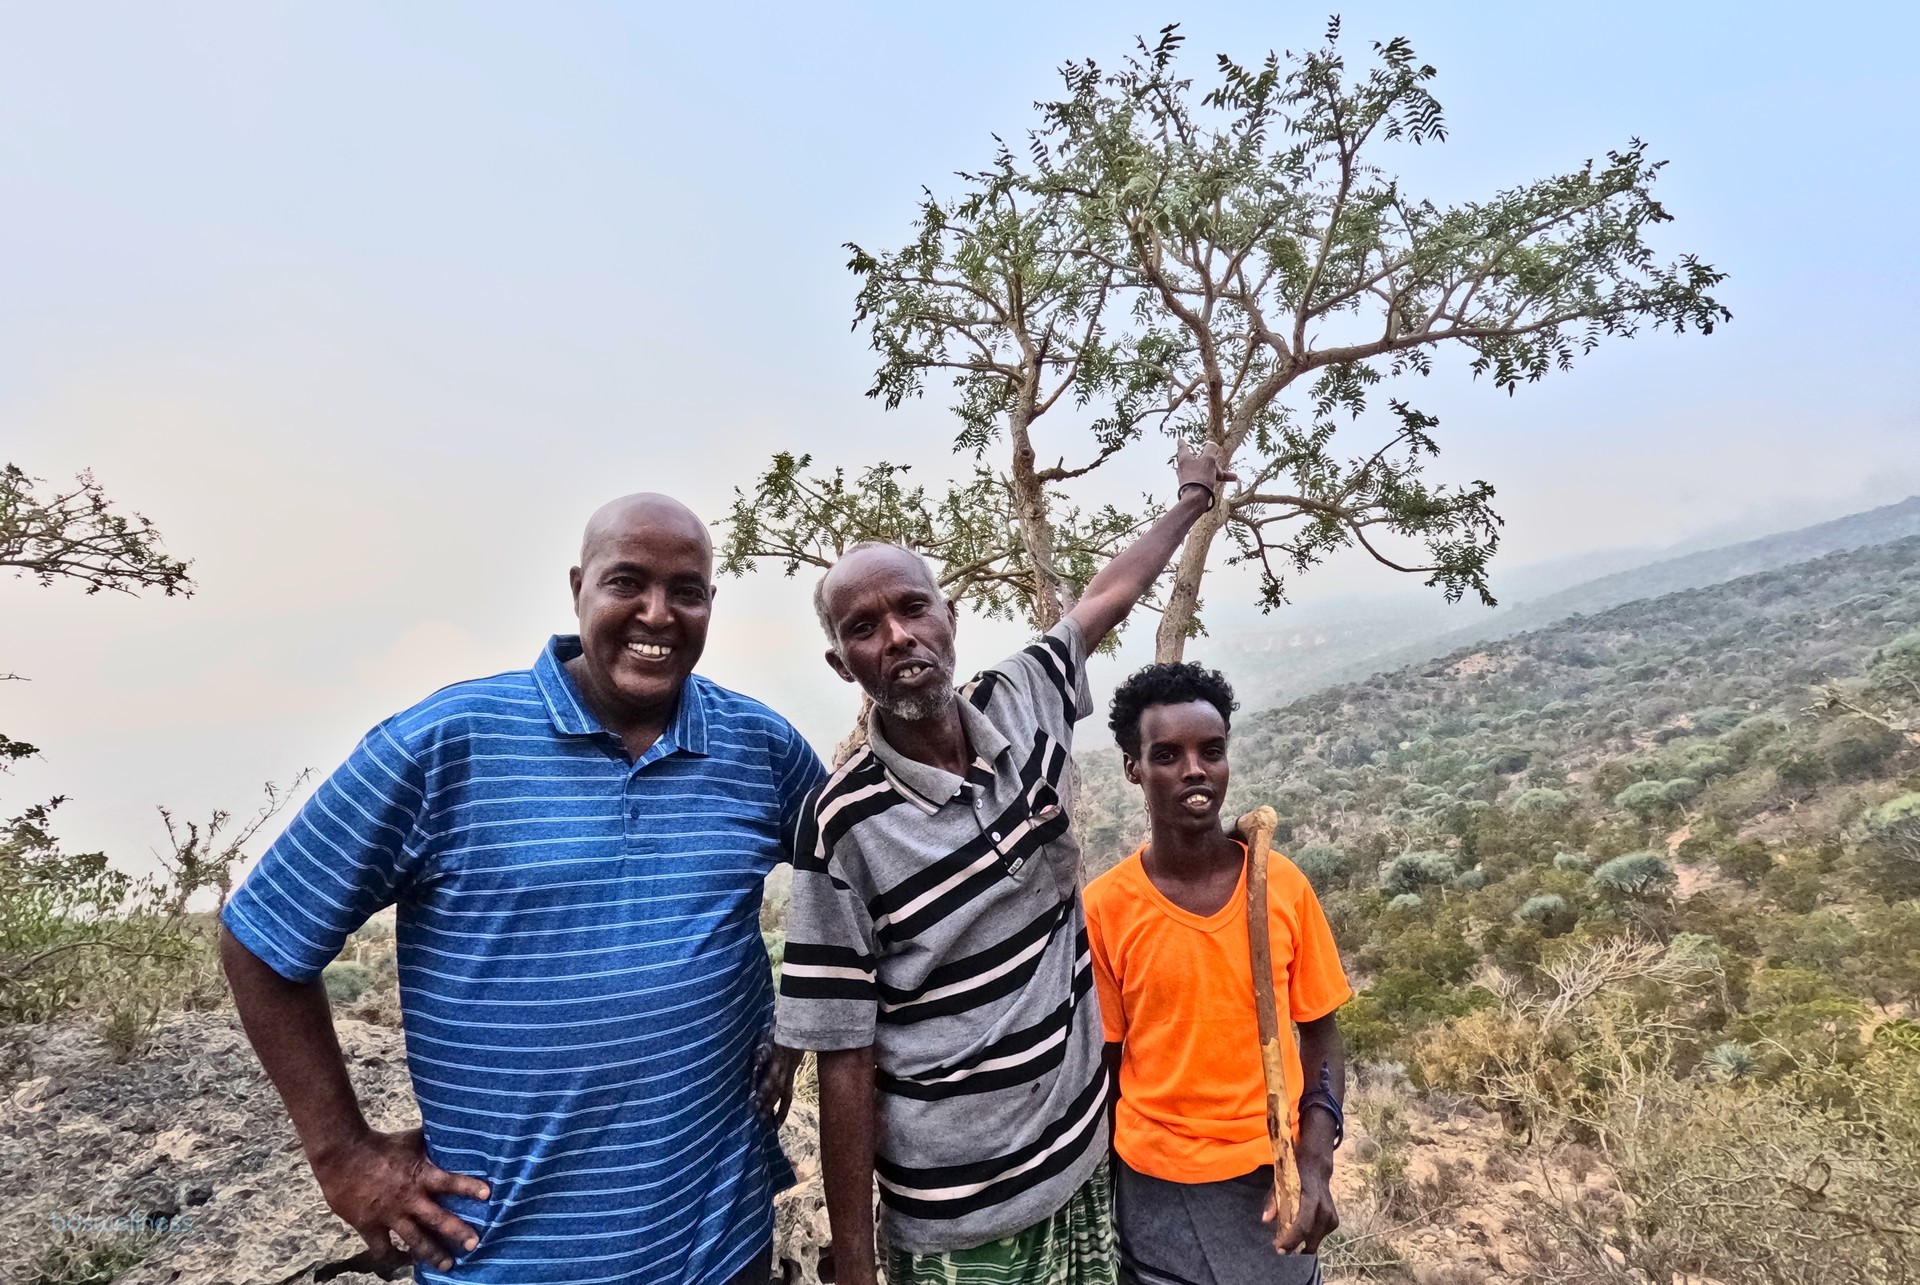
[990,831,1001,842]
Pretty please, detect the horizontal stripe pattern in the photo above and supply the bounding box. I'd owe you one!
[776,618,1107,1256]
[223,636,824,1285]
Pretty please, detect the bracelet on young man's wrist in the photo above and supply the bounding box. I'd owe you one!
[1299,1084,1345,1149]
[1177,480,1216,509]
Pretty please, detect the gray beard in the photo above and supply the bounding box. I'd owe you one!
[874,660,956,722]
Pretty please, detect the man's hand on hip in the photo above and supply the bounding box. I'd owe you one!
[312,1127,490,1274]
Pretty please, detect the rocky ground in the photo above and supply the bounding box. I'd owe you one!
[0,1013,830,1285]
[2,1012,1582,1285]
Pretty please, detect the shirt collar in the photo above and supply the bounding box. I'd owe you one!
[864,694,1010,816]
[532,635,709,757]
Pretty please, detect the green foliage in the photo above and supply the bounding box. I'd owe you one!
[1589,850,1674,899]
[1714,839,1774,885]
[4,462,193,787]
[0,785,295,1048]
[1510,787,1572,816]
[29,1228,155,1285]
[722,18,1725,658]
[1701,1039,1759,1081]
[1291,842,1350,889]
[1659,775,1701,805]
[1614,778,1676,818]
[1867,629,1920,697]
[1380,849,1455,895]
[1514,893,1573,935]
[1,464,193,597]
[1864,792,1920,866]
[323,960,376,1005]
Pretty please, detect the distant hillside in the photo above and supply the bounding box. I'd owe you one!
[1192,496,1920,711]
[1079,532,1920,869]
[1329,494,1920,689]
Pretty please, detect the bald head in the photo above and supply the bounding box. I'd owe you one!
[567,493,716,727]
[580,493,711,574]
[814,541,958,721]
[814,542,940,645]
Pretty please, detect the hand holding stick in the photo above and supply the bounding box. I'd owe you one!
[1237,805,1299,1247]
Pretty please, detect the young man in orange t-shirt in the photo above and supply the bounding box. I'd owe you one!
[1086,663,1350,1285]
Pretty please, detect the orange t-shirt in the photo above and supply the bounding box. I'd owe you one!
[1085,843,1352,1184]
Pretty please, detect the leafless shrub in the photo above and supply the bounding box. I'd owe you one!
[1418,935,1920,1283]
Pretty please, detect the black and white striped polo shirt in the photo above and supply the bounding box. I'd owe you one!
[775,618,1107,1254]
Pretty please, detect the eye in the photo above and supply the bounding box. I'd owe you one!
[672,584,710,605]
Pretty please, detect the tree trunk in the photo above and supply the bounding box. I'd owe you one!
[1153,500,1228,662]
[1008,411,1069,630]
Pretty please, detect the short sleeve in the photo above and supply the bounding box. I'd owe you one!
[1282,860,1353,1023]
[973,617,1095,742]
[769,719,828,860]
[1086,892,1126,1044]
[775,783,879,1051]
[220,719,429,983]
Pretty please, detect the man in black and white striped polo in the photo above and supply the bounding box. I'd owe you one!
[775,444,1236,1285]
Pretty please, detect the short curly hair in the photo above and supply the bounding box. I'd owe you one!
[1108,662,1239,758]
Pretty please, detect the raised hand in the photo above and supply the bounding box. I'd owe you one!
[311,1127,490,1273]
[1173,440,1238,509]
[1066,440,1240,650]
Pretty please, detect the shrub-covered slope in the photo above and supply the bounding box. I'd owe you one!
[1202,494,1920,713]
[1080,532,1920,1281]
[1081,533,1920,1040]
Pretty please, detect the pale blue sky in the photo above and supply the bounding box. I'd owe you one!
[3,2,1916,865]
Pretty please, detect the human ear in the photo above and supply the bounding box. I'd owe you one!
[1122,753,1142,786]
[569,566,584,613]
[825,650,856,684]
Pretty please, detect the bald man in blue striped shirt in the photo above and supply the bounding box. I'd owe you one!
[220,494,825,1285]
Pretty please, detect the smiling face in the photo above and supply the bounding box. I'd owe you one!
[818,545,958,722]
[567,494,714,726]
[1124,699,1232,836]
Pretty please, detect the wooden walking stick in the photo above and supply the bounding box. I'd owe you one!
[1238,805,1299,1247]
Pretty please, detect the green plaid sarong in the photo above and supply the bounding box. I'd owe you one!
[886,1163,1117,1285]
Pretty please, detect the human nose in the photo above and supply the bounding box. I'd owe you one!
[1179,751,1208,781]
[634,586,670,628]
[880,614,915,651]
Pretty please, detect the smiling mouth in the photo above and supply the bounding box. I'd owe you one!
[1180,790,1214,808]
[627,641,673,662]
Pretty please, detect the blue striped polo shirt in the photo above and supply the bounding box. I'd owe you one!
[221,635,826,1285]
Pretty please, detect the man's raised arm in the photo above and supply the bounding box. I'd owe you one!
[1066,442,1237,652]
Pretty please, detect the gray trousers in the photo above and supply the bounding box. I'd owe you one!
[1113,1157,1322,1285]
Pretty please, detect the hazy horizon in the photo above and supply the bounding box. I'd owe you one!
[4,1,1916,870]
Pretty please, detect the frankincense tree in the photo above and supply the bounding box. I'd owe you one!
[723,21,1728,661]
